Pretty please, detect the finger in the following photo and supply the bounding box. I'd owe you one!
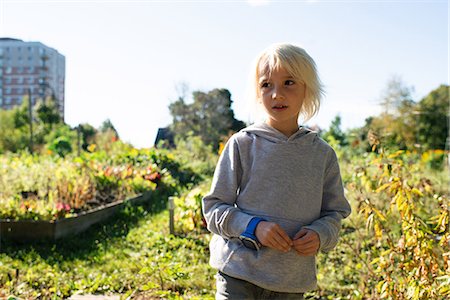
[295,241,319,253]
[293,236,319,248]
[294,242,319,255]
[258,223,292,248]
[297,242,319,251]
[293,234,317,247]
[262,227,290,252]
[256,222,291,251]
[296,230,319,245]
[295,249,317,256]
[271,231,292,252]
[263,233,286,252]
[293,229,308,240]
[273,226,293,247]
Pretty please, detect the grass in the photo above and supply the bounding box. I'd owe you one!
[0,198,215,299]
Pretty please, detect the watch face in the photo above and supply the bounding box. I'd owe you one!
[240,236,261,251]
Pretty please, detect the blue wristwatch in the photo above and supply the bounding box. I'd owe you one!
[239,217,265,251]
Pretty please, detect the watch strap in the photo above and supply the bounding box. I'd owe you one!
[245,217,265,236]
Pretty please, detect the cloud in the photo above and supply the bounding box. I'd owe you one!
[247,0,271,7]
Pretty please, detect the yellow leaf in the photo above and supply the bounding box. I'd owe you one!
[376,183,391,193]
[374,222,383,240]
[388,150,405,158]
[411,188,423,197]
[372,207,387,221]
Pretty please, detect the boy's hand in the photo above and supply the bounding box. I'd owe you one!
[292,228,320,256]
[255,221,293,252]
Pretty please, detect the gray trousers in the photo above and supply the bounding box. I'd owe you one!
[216,272,305,300]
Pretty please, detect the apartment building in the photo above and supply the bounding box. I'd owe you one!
[0,38,65,119]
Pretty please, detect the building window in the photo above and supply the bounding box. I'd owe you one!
[5,97,11,104]
[17,67,24,73]
[28,77,34,84]
[17,77,24,84]
[0,97,3,106]
[5,67,12,74]
[5,88,11,94]
[28,67,35,73]
[5,78,11,84]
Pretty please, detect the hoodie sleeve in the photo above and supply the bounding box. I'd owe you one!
[303,151,351,252]
[202,135,255,239]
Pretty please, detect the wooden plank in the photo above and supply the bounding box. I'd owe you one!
[0,191,153,241]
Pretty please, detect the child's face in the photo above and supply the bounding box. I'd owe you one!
[258,66,306,131]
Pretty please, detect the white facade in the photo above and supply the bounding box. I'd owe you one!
[0,38,65,119]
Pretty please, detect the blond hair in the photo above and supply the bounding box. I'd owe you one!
[252,43,324,122]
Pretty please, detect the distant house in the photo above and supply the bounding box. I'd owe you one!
[154,127,175,148]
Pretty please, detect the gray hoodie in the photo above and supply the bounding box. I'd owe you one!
[202,122,351,293]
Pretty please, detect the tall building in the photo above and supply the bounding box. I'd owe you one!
[0,38,65,119]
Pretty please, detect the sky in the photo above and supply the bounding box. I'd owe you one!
[0,0,448,148]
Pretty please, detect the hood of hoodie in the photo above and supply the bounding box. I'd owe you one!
[241,122,317,144]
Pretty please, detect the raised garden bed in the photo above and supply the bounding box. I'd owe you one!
[0,191,153,241]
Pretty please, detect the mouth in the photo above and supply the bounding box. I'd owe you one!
[272,105,288,110]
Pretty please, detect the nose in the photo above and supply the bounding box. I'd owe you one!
[272,86,285,100]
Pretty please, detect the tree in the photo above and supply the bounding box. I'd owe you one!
[99,118,119,138]
[416,84,449,150]
[44,124,77,156]
[0,95,102,155]
[35,97,62,130]
[379,75,414,115]
[79,123,97,150]
[368,77,418,150]
[322,115,348,147]
[168,88,246,150]
[0,109,29,153]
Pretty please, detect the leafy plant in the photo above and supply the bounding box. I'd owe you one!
[317,145,450,299]
[173,181,210,233]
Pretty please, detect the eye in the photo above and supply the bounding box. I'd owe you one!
[260,82,271,88]
[285,80,295,86]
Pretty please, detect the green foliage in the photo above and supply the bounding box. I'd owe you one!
[321,115,348,147]
[0,208,215,299]
[420,149,447,170]
[312,145,450,299]
[173,180,210,234]
[78,123,97,151]
[35,98,62,130]
[0,95,126,158]
[362,81,449,152]
[168,88,246,150]
[417,85,449,150]
[99,118,119,139]
[0,110,29,153]
[0,145,198,220]
[169,133,219,178]
[47,136,72,158]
